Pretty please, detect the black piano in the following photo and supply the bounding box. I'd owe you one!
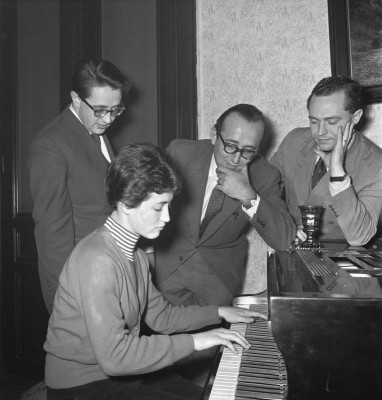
[202,244,382,400]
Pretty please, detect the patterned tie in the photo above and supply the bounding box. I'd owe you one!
[311,158,326,190]
[199,186,225,237]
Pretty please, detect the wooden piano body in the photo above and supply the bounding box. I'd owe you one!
[268,246,382,399]
[203,244,382,400]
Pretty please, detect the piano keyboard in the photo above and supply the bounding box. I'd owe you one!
[208,302,287,400]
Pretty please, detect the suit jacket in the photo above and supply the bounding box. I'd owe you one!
[271,127,382,246]
[153,139,296,297]
[29,106,115,313]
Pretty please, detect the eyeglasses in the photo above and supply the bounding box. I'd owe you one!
[78,94,125,118]
[217,130,258,160]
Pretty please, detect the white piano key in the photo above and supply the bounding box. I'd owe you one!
[208,302,287,400]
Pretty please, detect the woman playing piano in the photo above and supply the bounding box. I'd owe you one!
[43,143,264,400]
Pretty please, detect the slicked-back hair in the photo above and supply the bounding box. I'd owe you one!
[106,143,182,211]
[214,103,265,134]
[72,58,131,99]
[307,76,363,113]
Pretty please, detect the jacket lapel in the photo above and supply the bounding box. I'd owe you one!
[63,107,111,168]
[199,193,240,241]
[186,145,212,239]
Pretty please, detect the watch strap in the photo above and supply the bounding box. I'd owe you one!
[330,174,348,182]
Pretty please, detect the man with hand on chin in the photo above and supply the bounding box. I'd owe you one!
[29,58,130,314]
[271,76,382,246]
[153,103,296,308]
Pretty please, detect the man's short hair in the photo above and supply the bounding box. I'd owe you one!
[307,76,363,113]
[72,58,131,98]
[214,103,265,134]
[106,143,182,211]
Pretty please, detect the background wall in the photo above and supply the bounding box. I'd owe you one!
[196,0,382,293]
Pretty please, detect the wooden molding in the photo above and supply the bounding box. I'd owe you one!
[157,0,197,148]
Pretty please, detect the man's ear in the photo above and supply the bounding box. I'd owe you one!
[210,127,217,145]
[352,109,363,125]
[70,91,81,110]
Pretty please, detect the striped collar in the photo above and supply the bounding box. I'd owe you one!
[105,216,139,261]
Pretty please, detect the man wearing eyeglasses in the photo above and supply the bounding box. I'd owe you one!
[29,59,130,314]
[153,103,296,308]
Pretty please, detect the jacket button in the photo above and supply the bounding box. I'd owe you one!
[179,256,183,261]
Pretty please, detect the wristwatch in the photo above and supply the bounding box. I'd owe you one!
[243,198,257,210]
[330,174,348,182]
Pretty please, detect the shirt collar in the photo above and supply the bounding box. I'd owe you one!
[209,153,218,179]
[105,216,139,261]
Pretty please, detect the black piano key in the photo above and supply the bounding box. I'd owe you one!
[237,379,286,391]
[235,387,285,399]
[239,367,287,379]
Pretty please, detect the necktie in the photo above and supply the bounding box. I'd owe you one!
[311,158,326,190]
[92,134,109,163]
[92,134,102,148]
[199,186,225,237]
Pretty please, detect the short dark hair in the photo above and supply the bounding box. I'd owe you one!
[307,76,363,113]
[106,143,182,211]
[72,58,131,98]
[214,103,265,134]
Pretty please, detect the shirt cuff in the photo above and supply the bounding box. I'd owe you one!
[329,175,351,196]
[241,196,261,219]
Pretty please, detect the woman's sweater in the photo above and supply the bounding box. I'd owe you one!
[44,222,220,389]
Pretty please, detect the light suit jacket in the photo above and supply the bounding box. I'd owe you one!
[153,139,296,297]
[29,106,115,313]
[271,127,382,245]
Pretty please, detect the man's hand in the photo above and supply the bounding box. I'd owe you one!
[313,120,354,176]
[216,166,257,204]
[329,120,354,175]
[191,327,250,354]
[218,306,266,324]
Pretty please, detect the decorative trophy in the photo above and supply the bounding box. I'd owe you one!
[298,205,323,249]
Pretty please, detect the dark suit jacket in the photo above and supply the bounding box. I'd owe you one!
[153,139,296,297]
[271,128,382,245]
[29,106,115,313]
